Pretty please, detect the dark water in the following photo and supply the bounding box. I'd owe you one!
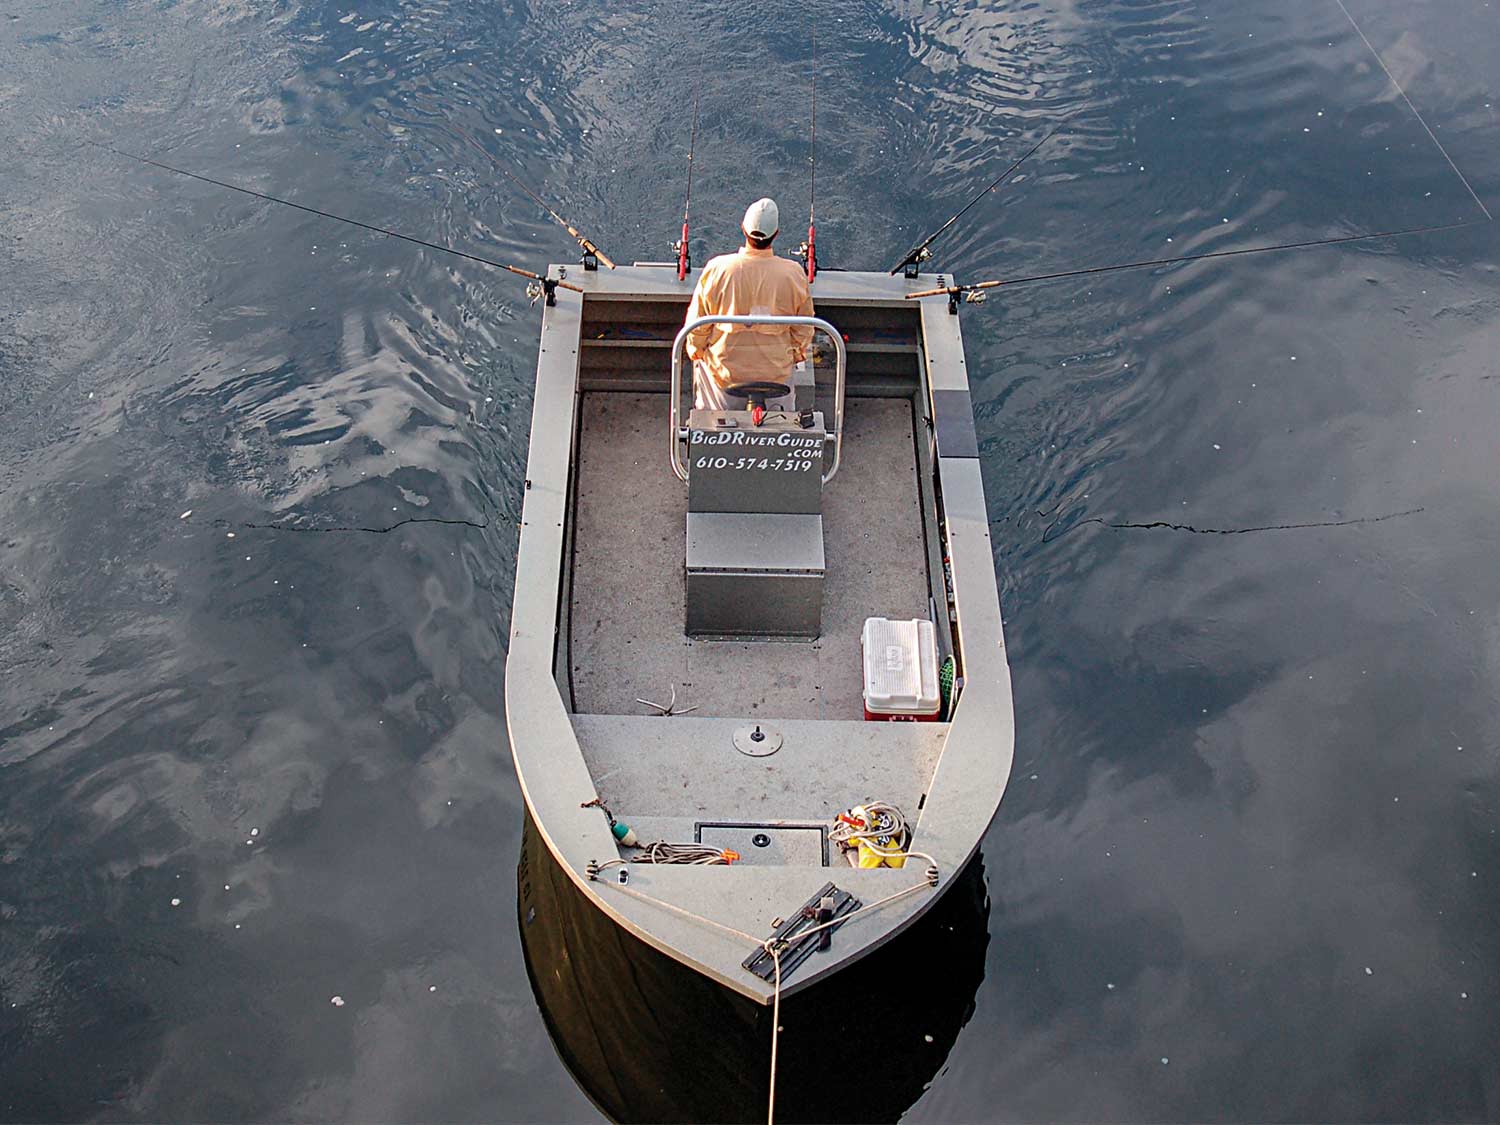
[3,0,1499,1119]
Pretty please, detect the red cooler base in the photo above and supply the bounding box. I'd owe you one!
[863,706,942,722]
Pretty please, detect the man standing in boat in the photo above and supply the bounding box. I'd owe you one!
[684,197,815,411]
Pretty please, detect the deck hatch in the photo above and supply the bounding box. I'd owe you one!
[685,512,825,638]
[696,822,829,867]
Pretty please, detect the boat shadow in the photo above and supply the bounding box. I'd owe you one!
[518,814,991,1124]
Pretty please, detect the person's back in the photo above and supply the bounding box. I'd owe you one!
[685,198,813,411]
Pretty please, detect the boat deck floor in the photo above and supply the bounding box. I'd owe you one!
[572,714,947,859]
[568,392,931,720]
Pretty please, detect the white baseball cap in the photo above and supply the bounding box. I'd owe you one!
[742,197,780,238]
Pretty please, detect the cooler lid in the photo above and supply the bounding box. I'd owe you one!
[862,617,940,711]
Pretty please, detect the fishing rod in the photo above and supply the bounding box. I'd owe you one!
[89,141,585,305]
[903,218,1482,312]
[452,124,617,270]
[889,119,1069,278]
[800,12,818,284]
[675,89,701,282]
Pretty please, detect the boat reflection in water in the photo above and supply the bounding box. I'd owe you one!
[518,815,990,1124]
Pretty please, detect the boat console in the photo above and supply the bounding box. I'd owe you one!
[670,315,847,639]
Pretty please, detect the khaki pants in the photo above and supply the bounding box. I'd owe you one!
[694,362,798,412]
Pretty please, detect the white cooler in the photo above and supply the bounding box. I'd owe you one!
[861,617,942,721]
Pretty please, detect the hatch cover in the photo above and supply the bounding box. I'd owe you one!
[696,822,828,866]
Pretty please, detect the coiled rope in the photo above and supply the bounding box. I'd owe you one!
[828,800,938,869]
[632,841,739,865]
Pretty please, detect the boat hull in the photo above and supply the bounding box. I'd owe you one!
[505,265,1015,1006]
[518,814,990,1123]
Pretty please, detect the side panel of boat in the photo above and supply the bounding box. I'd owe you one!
[505,290,619,868]
[910,300,1017,869]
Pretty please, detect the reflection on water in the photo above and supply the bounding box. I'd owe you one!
[518,816,989,1124]
[3,0,1499,1118]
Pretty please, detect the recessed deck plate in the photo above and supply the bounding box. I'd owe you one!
[697,822,829,867]
[732,723,783,756]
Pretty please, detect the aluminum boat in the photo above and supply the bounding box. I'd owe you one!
[504,263,1014,1006]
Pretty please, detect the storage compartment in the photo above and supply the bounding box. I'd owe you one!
[686,512,825,638]
[683,406,829,640]
[861,617,941,720]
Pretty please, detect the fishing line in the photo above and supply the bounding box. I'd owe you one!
[905,217,1481,297]
[87,140,584,290]
[1334,0,1492,222]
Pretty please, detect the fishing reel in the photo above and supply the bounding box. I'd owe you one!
[525,277,560,307]
[902,246,933,279]
[946,286,987,314]
[793,231,818,283]
[795,239,817,280]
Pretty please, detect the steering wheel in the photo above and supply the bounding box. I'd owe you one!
[723,381,792,410]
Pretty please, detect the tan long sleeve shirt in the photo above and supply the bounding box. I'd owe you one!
[684,246,815,389]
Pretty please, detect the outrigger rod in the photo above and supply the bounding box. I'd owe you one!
[89,142,585,305]
[905,218,1482,313]
[453,124,617,270]
[890,119,1069,278]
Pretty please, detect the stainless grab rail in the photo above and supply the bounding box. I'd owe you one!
[669,314,847,484]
